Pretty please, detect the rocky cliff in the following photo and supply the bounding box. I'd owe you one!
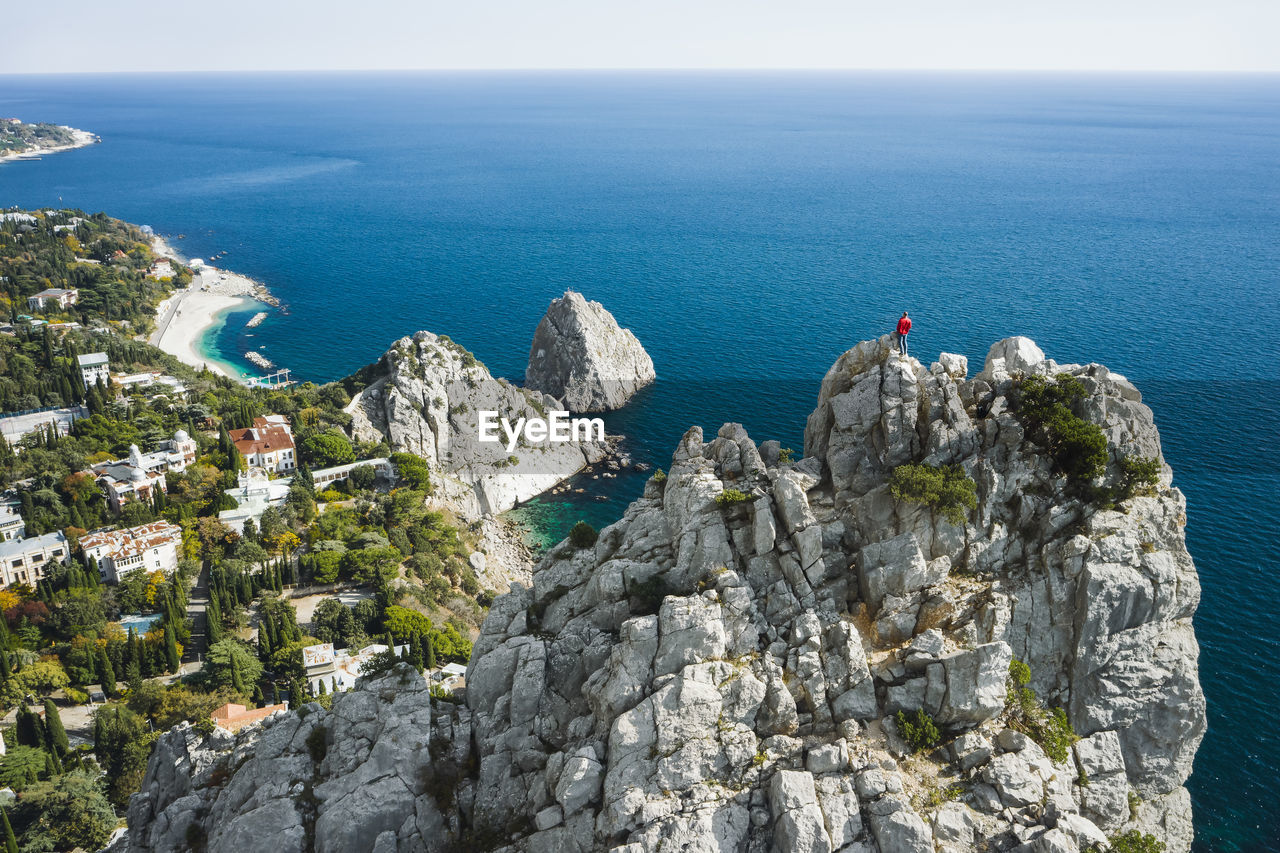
[346,331,608,516]
[130,336,1203,853]
[525,291,655,412]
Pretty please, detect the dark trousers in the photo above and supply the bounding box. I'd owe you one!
[898,333,908,355]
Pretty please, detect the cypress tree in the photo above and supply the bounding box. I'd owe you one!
[317,679,327,696]
[164,623,180,672]
[425,636,437,671]
[252,684,265,707]
[408,632,424,672]
[231,659,245,695]
[43,698,69,757]
[207,595,223,644]
[2,806,18,853]
[0,648,10,680]
[97,646,116,696]
[384,631,396,652]
[15,705,41,748]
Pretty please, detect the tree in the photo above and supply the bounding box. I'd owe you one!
[15,769,118,851]
[97,644,117,697]
[164,623,181,672]
[425,635,437,670]
[383,605,432,642]
[42,698,69,757]
[0,747,45,791]
[302,432,355,467]
[204,639,264,693]
[92,706,151,807]
[2,660,70,708]
[1,806,17,853]
[390,452,431,492]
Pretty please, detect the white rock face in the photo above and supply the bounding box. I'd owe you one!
[345,330,608,515]
[525,290,655,412]
[128,336,1204,853]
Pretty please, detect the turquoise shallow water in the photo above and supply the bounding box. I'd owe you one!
[1,72,1278,850]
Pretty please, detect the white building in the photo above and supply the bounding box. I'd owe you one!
[79,521,183,584]
[217,468,292,533]
[0,503,25,541]
[90,431,197,512]
[27,288,78,311]
[230,415,296,474]
[301,641,411,694]
[113,371,188,398]
[78,352,109,388]
[0,531,69,587]
[310,458,395,490]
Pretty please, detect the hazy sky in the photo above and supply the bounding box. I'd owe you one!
[6,0,1278,74]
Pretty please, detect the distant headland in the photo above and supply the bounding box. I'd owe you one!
[0,118,99,160]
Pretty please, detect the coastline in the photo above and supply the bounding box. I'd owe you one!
[149,236,281,382]
[0,126,99,161]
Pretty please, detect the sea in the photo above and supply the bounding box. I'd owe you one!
[1,71,1276,851]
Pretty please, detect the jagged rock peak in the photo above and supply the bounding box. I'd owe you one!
[128,336,1203,853]
[525,290,656,412]
[345,330,608,516]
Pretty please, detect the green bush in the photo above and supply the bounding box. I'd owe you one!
[1109,831,1166,853]
[896,708,941,753]
[1114,455,1160,501]
[652,468,667,483]
[888,463,977,525]
[1012,374,1108,485]
[715,488,752,507]
[1004,659,1079,764]
[569,521,599,549]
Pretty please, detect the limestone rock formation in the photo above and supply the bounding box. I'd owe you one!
[129,336,1204,853]
[525,290,655,412]
[345,331,608,515]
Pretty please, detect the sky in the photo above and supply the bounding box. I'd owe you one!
[5,0,1278,74]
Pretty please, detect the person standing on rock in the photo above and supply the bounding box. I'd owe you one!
[895,311,912,356]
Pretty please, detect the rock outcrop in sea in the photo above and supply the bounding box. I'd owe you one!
[346,331,608,516]
[525,290,656,412]
[128,336,1203,853]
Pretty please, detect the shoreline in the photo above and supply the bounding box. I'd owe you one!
[149,236,282,383]
[0,126,99,161]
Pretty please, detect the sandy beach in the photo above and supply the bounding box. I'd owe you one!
[149,238,276,381]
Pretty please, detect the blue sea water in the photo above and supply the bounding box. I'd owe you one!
[1,71,1278,850]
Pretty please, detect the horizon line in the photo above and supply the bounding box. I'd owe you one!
[3,67,1280,77]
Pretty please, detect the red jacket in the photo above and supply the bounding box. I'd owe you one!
[896,316,912,335]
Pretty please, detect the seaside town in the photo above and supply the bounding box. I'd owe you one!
[0,207,482,850]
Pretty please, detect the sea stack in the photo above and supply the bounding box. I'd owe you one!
[344,330,608,516]
[525,290,656,412]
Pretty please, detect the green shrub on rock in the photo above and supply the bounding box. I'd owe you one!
[715,488,752,507]
[888,463,977,526]
[1011,374,1108,485]
[569,521,599,549]
[1108,830,1166,853]
[1004,658,1080,763]
[896,708,941,753]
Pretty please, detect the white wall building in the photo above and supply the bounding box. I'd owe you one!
[27,288,78,311]
[217,469,292,533]
[230,415,296,475]
[0,503,25,542]
[310,458,395,490]
[79,521,183,584]
[90,432,197,512]
[302,641,412,694]
[78,352,109,388]
[0,531,69,587]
